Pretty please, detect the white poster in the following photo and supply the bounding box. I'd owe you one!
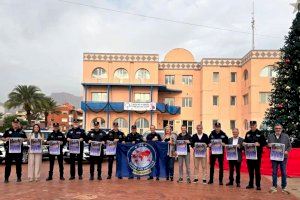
[124,102,156,111]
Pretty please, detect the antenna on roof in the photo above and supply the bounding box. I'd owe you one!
[251,0,255,50]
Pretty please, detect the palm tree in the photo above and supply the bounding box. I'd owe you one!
[38,97,60,128]
[4,85,45,123]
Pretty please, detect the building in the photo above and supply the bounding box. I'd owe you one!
[81,48,280,136]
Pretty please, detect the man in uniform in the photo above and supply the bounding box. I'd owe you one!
[46,123,66,181]
[243,121,267,190]
[208,122,228,185]
[2,118,27,183]
[86,121,107,180]
[66,119,86,180]
[106,122,125,179]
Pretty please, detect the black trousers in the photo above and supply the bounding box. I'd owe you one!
[89,156,103,177]
[49,154,64,178]
[228,160,241,184]
[70,153,83,177]
[209,154,224,183]
[107,155,114,176]
[246,158,262,187]
[5,153,23,180]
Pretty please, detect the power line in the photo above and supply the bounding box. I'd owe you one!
[56,0,281,39]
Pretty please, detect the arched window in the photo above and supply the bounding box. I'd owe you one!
[113,118,128,129]
[91,117,105,128]
[243,70,249,80]
[114,68,129,80]
[135,118,149,129]
[260,65,277,78]
[135,68,150,80]
[92,67,107,79]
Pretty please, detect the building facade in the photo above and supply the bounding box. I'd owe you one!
[81,48,280,136]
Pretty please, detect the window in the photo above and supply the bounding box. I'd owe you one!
[182,120,193,134]
[113,118,128,129]
[213,72,219,82]
[91,117,105,128]
[134,93,150,103]
[114,68,129,80]
[92,92,107,102]
[164,98,175,106]
[92,67,107,79]
[260,65,277,78]
[136,118,149,134]
[259,92,271,103]
[213,96,219,106]
[163,120,174,131]
[212,119,218,129]
[165,75,175,85]
[182,75,193,85]
[135,68,150,80]
[231,72,237,82]
[230,96,236,106]
[182,97,192,107]
[243,94,249,105]
[243,70,249,80]
[230,120,236,130]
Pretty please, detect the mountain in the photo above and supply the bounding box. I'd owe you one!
[50,92,82,108]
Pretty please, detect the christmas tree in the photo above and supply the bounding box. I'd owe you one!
[264,10,300,139]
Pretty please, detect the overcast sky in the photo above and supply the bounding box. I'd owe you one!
[0,0,296,102]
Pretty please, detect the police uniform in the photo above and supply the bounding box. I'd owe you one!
[3,119,27,183]
[244,121,267,189]
[208,123,228,185]
[86,122,107,180]
[66,120,86,180]
[46,123,66,180]
[126,125,143,143]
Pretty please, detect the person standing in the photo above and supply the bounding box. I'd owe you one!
[86,121,106,181]
[66,119,86,180]
[2,118,27,183]
[243,120,267,190]
[268,124,292,194]
[163,126,177,181]
[226,128,243,187]
[177,125,192,184]
[28,124,44,182]
[46,123,66,181]
[191,124,209,184]
[208,122,228,185]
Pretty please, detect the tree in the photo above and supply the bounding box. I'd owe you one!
[4,85,45,123]
[0,113,3,119]
[264,11,300,138]
[38,97,60,128]
[0,115,29,132]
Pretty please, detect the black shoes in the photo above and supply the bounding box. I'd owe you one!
[79,176,83,180]
[246,185,254,189]
[147,176,153,180]
[97,176,102,180]
[193,179,198,183]
[137,177,141,180]
[203,180,207,184]
[257,187,261,190]
[46,177,52,181]
[237,183,241,187]
[226,182,233,186]
[156,177,159,181]
[118,177,123,179]
[166,177,169,181]
[128,177,134,179]
[207,180,213,184]
[4,179,8,183]
[69,177,75,180]
[187,178,191,184]
[107,175,111,179]
[60,177,65,180]
[170,177,173,181]
[89,176,94,181]
[219,182,223,185]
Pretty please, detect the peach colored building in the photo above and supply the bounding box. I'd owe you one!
[81,48,280,136]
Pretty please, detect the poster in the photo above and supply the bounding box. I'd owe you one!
[9,138,22,153]
[225,145,238,160]
[194,143,207,158]
[69,139,80,154]
[211,139,223,155]
[244,143,257,160]
[30,138,42,153]
[270,143,285,161]
[106,141,117,155]
[90,141,102,157]
[176,140,187,156]
[49,140,61,155]
[167,143,177,157]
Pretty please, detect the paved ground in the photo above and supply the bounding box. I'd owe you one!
[0,160,298,200]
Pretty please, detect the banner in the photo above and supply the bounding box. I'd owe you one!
[49,140,61,155]
[30,138,42,154]
[244,143,257,160]
[176,140,187,156]
[124,102,156,111]
[211,139,223,155]
[9,138,22,153]
[106,141,117,155]
[194,143,207,158]
[69,139,80,154]
[225,145,238,160]
[90,141,102,157]
[270,143,285,161]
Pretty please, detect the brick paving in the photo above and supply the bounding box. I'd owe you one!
[0,160,298,200]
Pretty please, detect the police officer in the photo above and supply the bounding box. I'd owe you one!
[106,122,125,179]
[126,124,143,180]
[66,119,86,180]
[208,122,228,185]
[46,123,66,181]
[2,118,27,183]
[243,121,267,190]
[86,121,106,180]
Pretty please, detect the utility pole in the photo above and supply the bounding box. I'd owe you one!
[251,0,255,50]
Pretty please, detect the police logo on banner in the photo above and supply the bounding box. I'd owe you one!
[127,143,156,175]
